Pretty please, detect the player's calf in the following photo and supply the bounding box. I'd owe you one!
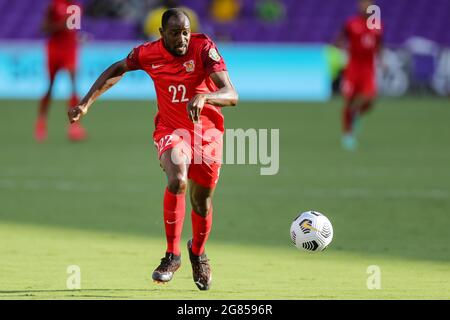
[34,117,47,143]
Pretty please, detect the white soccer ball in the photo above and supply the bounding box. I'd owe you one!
[290,211,333,252]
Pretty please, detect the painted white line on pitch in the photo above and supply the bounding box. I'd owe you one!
[0,178,449,200]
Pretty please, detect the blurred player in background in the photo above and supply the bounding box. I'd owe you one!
[68,9,238,290]
[336,0,383,150]
[35,0,87,142]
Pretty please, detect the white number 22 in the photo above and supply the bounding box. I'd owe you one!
[168,84,189,103]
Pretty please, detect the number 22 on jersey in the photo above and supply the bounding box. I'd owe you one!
[169,84,189,103]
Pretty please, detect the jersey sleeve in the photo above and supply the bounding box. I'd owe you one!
[201,39,227,76]
[126,45,143,71]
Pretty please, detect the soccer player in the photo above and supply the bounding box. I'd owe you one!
[336,0,383,150]
[68,8,238,290]
[35,0,87,142]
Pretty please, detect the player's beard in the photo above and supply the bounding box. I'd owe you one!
[173,44,188,56]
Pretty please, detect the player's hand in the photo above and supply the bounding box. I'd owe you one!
[68,105,87,123]
[187,94,206,123]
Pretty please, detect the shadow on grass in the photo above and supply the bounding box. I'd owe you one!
[0,288,244,299]
[0,288,192,299]
[1,99,449,264]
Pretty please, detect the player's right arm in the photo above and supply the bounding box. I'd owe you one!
[68,59,131,123]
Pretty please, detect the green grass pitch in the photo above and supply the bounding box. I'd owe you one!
[0,97,449,299]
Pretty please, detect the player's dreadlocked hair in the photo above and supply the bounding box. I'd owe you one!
[161,8,190,30]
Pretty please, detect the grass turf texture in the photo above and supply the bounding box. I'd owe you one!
[0,97,449,299]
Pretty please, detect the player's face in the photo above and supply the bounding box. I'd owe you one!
[160,16,191,56]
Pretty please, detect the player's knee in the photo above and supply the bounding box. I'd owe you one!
[167,174,187,194]
[191,197,211,217]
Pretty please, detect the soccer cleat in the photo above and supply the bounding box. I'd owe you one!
[152,252,181,283]
[187,239,212,291]
[68,122,87,142]
[34,117,47,142]
[341,133,357,151]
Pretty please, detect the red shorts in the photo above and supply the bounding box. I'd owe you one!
[153,121,223,189]
[47,44,77,80]
[341,67,376,99]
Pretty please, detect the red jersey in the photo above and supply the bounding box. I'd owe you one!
[344,15,383,73]
[47,0,78,50]
[126,34,227,133]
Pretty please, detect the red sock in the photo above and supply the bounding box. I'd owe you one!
[191,208,212,256]
[343,105,354,134]
[163,188,186,256]
[38,95,50,118]
[69,94,79,109]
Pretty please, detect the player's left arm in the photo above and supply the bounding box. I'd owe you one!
[187,71,239,123]
[187,71,238,123]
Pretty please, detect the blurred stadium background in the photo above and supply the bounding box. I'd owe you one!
[1,0,450,99]
[0,0,449,299]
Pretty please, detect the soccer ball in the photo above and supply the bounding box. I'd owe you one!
[290,211,333,252]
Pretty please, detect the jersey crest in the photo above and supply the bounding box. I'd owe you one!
[183,59,195,72]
